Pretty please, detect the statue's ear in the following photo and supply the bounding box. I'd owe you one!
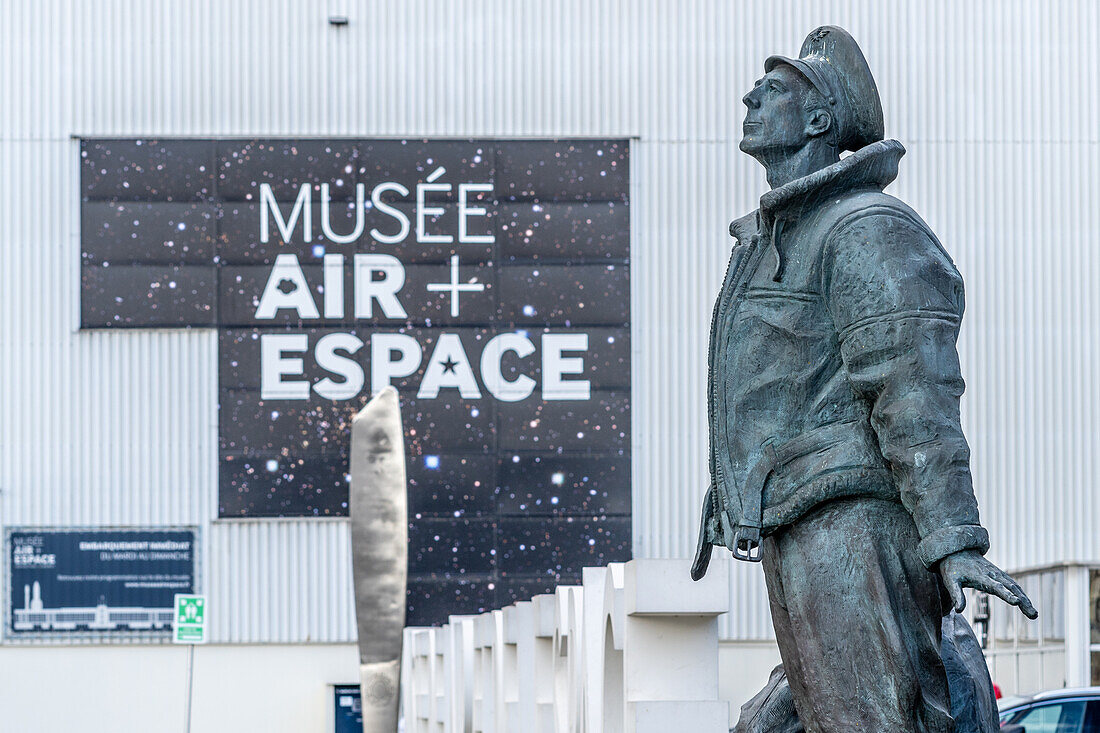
[805,108,833,139]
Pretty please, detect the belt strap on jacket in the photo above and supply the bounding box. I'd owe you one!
[732,421,860,563]
[692,421,865,578]
[732,439,777,562]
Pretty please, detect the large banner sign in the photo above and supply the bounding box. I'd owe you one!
[7,528,196,639]
[80,139,630,623]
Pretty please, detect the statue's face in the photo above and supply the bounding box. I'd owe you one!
[739,65,818,157]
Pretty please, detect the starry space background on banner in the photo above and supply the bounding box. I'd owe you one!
[80,138,631,625]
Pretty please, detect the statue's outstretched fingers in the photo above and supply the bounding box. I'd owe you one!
[966,574,1018,607]
[990,571,1038,619]
[1017,596,1039,619]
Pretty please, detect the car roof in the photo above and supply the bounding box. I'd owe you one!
[1000,687,1100,710]
[1032,687,1100,701]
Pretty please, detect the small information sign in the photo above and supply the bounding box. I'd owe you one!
[333,685,363,733]
[173,593,207,644]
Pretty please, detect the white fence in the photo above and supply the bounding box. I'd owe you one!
[401,559,731,732]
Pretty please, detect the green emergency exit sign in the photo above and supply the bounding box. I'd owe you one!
[173,594,207,644]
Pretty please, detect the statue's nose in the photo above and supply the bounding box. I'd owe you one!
[743,92,759,109]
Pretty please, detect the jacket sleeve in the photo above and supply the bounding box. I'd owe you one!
[821,209,989,568]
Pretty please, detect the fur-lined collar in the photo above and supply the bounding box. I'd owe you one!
[729,139,906,242]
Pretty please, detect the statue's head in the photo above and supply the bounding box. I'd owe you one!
[740,26,884,165]
[739,64,836,160]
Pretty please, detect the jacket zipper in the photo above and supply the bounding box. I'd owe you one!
[708,231,768,503]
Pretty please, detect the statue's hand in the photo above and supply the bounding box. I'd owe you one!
[938,549,1038,619]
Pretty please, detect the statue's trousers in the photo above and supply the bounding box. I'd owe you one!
[761,497,953,733]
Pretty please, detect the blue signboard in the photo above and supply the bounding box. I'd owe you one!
[7,528,197,637]
[334,685,363,733]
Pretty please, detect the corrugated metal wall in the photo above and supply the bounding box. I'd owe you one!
[1,0,1097,643]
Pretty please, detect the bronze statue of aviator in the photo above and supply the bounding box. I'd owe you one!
[691,26,1037,732]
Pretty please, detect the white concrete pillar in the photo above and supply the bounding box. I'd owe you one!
[1065,565,1091,687]
[622,558,730,733]
[402,628,438,733]
[582,563,625,733]
[446,616,476,732]
[472,610,504,733]
[429,627,449,728]
[552,585,584,733]
[533,594,558,731]
[503,600,537,728]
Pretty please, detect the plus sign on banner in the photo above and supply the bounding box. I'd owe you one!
[427,255,486,317]
[80,139,630,624]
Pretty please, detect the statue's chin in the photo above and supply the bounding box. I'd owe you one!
[739,139,769,163]
[738,135,763,155]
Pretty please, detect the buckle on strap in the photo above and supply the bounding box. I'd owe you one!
[733,523,762,562]
[733,439,779,563]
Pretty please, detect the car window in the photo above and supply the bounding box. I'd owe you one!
[1083,700,1100,733]
[1014,701,1087,733]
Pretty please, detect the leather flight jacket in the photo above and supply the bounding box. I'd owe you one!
[692,140,991,581]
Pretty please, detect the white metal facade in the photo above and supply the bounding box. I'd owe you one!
[1,0,1098,645]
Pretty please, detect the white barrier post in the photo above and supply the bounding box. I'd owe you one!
[447,616,476,731]
[502,600,536,728]
[552,585,584,733]
[402,627,437,732]
[400,559,729,733]
[471,610,505,732]
[532,594,558,731]
[621,558,730,733]
[582,563,625,733]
